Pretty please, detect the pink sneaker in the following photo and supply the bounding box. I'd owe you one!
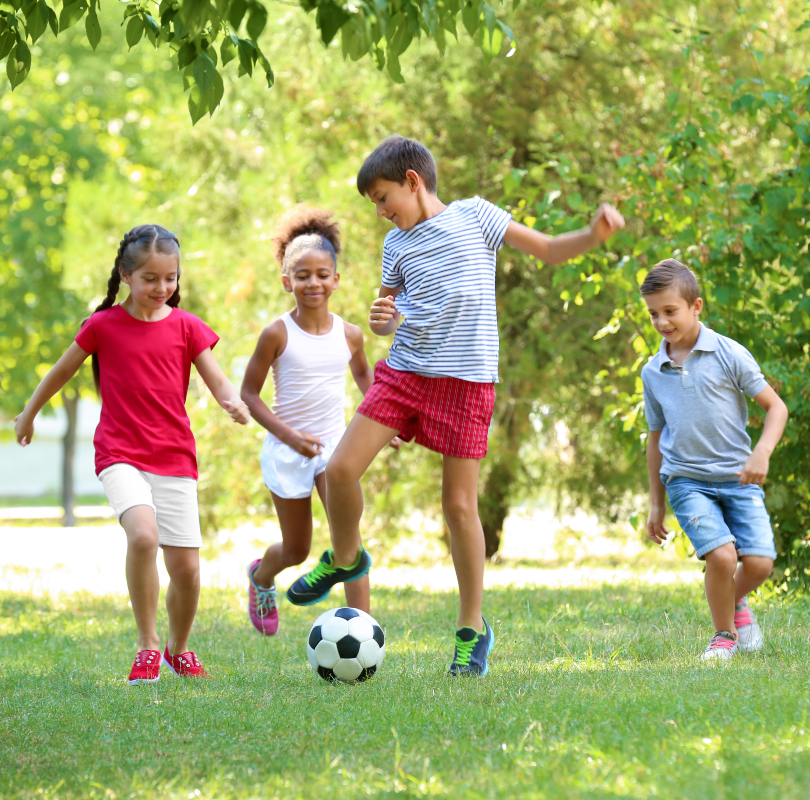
[700,630,738,661]
[735,597,764,653]
[247,558,279,636]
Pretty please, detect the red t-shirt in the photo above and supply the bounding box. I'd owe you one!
[74,304,220,479]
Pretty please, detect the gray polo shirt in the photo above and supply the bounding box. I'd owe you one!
[641,323,768,482]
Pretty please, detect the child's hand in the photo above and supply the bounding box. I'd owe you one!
[388,436,403,450]
[737,450,770,486]
[369,296,397,332]
[647,505,669,544]
[590,203,625,243]
[286,430,324,459]
[223,399,250,425]
[14,412,34,446]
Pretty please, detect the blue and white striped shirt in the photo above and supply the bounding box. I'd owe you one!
[381,196,512,383]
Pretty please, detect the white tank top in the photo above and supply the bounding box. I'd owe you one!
[268,311,352,441]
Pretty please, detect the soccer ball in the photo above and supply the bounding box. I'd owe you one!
[307,607,385,683]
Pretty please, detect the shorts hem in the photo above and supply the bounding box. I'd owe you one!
[695,535,736,560]
[413,433,487,459]
[264,482,315,500]
[112,500,156,523]
[737,547,777,559]
[158,538,203,549]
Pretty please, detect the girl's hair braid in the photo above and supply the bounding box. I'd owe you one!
[272,206,341,276]
[81,224,181,391]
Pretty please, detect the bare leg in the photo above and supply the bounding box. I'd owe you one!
[312,471,371,613]
[442,456,485,631]
[703,543,738,635]
[162,545,201,655]
[120,505,161,652]
[326,413,399,567]
[734,556,774,601]
[253,493,315,589]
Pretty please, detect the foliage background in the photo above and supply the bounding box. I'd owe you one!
[2,0,808,583]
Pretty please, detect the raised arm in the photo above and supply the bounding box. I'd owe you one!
[193,348,250,424]
[503,203,625,266]
[15,342,90,445]
[368,284,403,337]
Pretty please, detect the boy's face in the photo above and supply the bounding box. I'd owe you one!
[366,172,423,230]
[643,288,703,346]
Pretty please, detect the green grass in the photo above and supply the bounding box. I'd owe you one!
[3,581,810,799]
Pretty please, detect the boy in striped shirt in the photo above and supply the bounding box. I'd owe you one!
[287,135,624,675]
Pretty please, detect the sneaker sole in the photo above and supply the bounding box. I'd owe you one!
[738,639,764,653]
[128,675,160,685]
[161,655,180,676]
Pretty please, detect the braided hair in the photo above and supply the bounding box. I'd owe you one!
[81,224,181,391]
[272,206,341,277]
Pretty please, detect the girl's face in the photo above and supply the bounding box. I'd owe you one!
[121,252,179,310]
[282,250,339,308]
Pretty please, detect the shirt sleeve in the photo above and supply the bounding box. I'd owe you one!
[380,236,403,289]
[189,314,220,360]
[733,344,769,398]
[642,368,665,431]
[474,196,512,251]
[74,315,98,354]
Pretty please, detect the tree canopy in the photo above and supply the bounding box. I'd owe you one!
[1,0,516,121]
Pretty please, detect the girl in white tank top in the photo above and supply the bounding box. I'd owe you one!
[240,207,399,636]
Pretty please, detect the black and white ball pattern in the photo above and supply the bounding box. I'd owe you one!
[307,607,385,683]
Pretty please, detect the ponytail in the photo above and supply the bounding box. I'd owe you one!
[81,224,181,393]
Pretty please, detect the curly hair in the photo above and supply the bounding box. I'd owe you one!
[272,206,341,274]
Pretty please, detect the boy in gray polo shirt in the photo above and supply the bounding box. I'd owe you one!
[641,259,788,660]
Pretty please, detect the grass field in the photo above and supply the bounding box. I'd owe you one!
[3,580,810,800]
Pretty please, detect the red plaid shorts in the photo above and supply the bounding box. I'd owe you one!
[357,360,495,459]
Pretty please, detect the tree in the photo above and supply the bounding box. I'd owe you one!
[1,0,516,122]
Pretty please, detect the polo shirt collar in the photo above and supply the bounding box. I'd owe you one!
[657,322,718,370]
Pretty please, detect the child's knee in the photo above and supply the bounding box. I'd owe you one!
[126,524,159,555]
[325,456,359,487]
[168,557,200,587]
[704,543,738,573]
[742,555,773,582]
[284,541,311,566]
[442,494,478,529]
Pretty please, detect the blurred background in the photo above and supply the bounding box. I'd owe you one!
[2,0,808,584]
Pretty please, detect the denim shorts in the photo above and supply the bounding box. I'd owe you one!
[663,476,777,560]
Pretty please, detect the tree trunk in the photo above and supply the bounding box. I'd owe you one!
[61,387,79,527]
[479,460,516,559]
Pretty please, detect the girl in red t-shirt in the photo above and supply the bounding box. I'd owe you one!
[15,224,249,685]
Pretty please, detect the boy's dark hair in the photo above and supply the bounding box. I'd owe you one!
[82,224,180,392]
[356,135,438,196]
[640,258,700,304]
[272,205,341,275]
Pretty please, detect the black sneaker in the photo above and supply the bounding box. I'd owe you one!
[285,548,371,606]
[449,618,494,676]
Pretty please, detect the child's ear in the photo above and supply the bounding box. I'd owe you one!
[694,297,703,314]
[281,274,293,293]
[405,169,421,192]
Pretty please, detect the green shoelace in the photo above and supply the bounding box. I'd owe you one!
[304,556,337,587]
[453,633,481,667]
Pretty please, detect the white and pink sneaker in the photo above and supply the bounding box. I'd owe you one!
[735,597,764,653]
[700,630,738,661]
[247,558,279,636]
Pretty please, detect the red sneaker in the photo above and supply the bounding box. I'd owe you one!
[128,649,161,685]
[161,645,210,679]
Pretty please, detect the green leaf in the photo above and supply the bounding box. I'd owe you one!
[0,28,15,60]
[257,49,273,87]
[193,49,216,94]
[228,0,247,29]
[567,192,582,209]
[46,4,57,35]
[316,1,351,46]
[386,46,404,83]
[26,0,50,43]
[422,0,437,35]
[179,0,209,35]
[59,0,88,33]
[220,32,237,65]
[143,13,159,44]
[85,7,101,49]
[237,37,256,76]
[246,1,267,40]
[188,83,208,124]
[461,0,481,36]
[160,0,177,24]
[7,38,30,89]
[497,19,515,47]
[126,15,144,48]
[177,40,196,68]
[209,67,225,114]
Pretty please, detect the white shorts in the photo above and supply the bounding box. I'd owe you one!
[261,432,343,500]
[99,463,203,548]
